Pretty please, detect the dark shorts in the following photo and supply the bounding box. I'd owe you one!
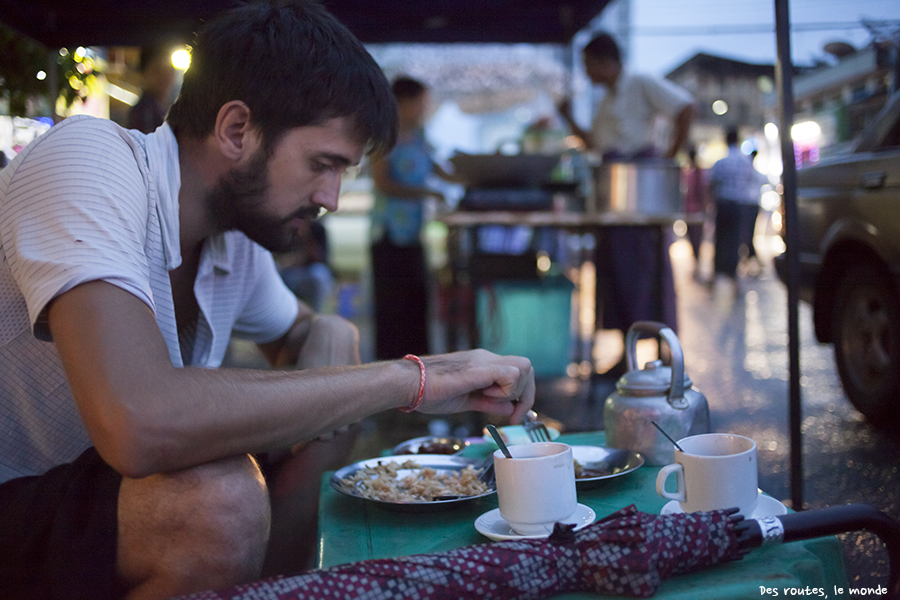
[0,448,126,600]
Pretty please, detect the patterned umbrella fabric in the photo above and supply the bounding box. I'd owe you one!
[177,505,745,600]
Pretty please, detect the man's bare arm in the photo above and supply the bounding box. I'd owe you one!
[666,104,694,159]
[49,280,533,478]
[556,98,594,150]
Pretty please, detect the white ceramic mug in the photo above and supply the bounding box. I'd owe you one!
[655,433,759,517]
[494,442,577,536]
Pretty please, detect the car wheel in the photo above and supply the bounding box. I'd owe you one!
[831,265,900,424]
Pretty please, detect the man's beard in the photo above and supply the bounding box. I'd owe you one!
[204,150,319,253]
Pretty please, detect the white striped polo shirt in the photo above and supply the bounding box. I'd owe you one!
[0,115,298,482]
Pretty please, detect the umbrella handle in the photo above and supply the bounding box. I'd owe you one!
[739,503,900,595]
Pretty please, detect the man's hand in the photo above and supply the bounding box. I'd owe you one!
[410,350,534,423]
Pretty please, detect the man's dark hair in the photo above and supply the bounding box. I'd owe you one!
[582,33,621,64]
[391,76,427,100]
[726,127,740,146]
[166,0,396,158]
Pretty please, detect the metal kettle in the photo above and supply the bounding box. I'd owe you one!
[603,321,710,466]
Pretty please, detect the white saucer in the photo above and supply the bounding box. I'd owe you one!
[660,494,788,519]
[475,503,596,541]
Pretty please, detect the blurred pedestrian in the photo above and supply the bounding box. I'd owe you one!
[741,149,767,273]
[682,147,710,280]
[709,128,760,293]
[370,76,458,360]
[127,44,177,134]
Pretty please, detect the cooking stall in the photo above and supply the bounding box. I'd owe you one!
[441,151,699,380]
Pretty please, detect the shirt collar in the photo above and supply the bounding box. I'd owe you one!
[144,123,238,276]
[201,232,235,275]
[143,123,183,271]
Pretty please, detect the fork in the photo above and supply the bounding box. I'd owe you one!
[524,410,552,442]
[477,460,496,487]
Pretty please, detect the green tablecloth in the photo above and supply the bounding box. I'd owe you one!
[318,431,850,599]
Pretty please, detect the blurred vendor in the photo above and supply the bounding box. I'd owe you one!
[558,33,694,373]
[558,33,693,161]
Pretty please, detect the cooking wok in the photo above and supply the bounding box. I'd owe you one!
[450,152,559,188]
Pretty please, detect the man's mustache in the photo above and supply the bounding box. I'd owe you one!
[283,207,322,224]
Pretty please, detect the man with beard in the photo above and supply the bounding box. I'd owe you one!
[0,3,535,600]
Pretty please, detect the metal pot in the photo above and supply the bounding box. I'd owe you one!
[603,321,710,466]
[591,158,683,215]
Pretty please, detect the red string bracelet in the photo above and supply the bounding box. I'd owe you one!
[400,354,426,413]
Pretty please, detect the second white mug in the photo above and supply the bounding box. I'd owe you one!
[655,433,758,517]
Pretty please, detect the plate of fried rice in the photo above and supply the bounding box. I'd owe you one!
[331,455,496,512]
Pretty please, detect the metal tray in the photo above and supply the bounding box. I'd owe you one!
[391,436,467,456]
[571,445,644,489]
[330,454,496,512]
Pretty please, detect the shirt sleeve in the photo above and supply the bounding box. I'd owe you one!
[640,74,693,118]
[0,117,154,340]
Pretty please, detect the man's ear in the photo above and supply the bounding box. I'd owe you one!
[214,101,259,162]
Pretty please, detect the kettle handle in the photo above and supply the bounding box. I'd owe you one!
[624,321,688,409]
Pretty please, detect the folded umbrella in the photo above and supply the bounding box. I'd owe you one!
[176,505,745,600]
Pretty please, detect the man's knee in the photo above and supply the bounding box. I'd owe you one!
[313,314,358,346]
[299,314,360,368]
[185,454,271,538]
[117,455,270,594]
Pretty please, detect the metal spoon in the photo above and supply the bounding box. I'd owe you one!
[651,421,685,452]
[486,424,513,458]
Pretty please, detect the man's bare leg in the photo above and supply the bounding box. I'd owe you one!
[117,455,270,600]
[261,314,363,576]
[261,424,360,577]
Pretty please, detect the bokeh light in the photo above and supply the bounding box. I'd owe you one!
[171,48,191,71]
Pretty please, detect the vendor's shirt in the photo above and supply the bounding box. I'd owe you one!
[0,116,298,483]
[590,72,693,158]
[370,129,433,246]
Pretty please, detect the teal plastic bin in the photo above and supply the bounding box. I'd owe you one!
[476,279,574,377]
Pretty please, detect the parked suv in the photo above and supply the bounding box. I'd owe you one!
[779,90,900,425]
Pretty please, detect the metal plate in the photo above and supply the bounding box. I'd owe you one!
[330,454,496,512]
[571,445,644,489]
[391,436,467,456]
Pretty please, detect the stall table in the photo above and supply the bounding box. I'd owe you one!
[317,431,849,599]
[439,210,704,362]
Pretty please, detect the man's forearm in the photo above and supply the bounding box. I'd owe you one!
[139,360,415,474]
[666,105,694,158]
